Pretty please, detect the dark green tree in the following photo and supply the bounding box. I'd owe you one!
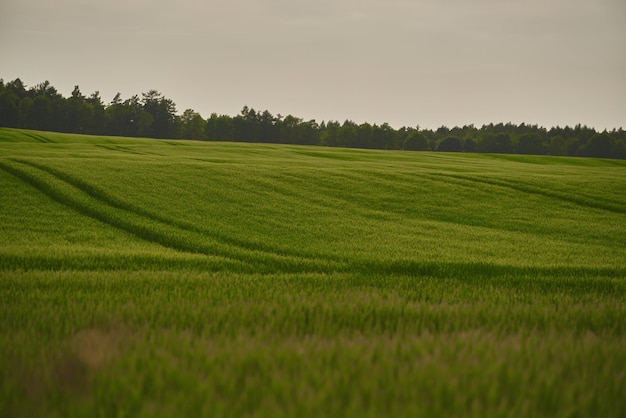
[464,138,476,152]
[436,136,462,152]
[180,109,205,140]
[0,80,19,127]
[548,136,568,156]
[233,106,260,142]
[258,110,279,143]
[478,132,513,154]
[64,85,94,133]
[86,91,106,134]
[356,122,374,149]
[5,78,27,99]
[105,94,147,137]
[299,119,320,146]
[517,133,547,155]
[32,80,58,98]
[105,93,125,136]
[142,90,178,138]
[337,120,359,148]
[278,115,319,145]
[612,139,626,159]
[580,133,614,158]
[17,97,32,128]
[371,123,398,149]
[29,95,52,130]
[403,131,430,151]
[320,120,340,147]
[205,113,234,141]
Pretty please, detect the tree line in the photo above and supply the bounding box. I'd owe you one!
[1,78,625,159]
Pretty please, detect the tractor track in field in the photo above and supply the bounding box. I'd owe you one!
[0,158,343,272]
[96,144,149,156]
[0,159,226,258]
[2,150,624,277]
[20,131,56,143]
[424,172,626,215]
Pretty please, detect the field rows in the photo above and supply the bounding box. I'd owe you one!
[0,157,337,273]
[2,137,625,272]
[1,128,625,417]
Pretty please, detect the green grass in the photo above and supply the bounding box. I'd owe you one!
[1,127,625,417]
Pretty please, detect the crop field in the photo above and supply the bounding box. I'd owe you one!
[1,127,625,417]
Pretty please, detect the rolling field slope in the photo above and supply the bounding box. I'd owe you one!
[1,128,625,417]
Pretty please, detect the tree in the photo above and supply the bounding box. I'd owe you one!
[87,91,106,134]
[258,110,278,143]
[65,85,94,133]
[298,119,320,146]
[136,111,154,138]
[517,133,546,155]
[403,131,430,151]
[337,120,359,148]
[477,133,513,154]
[612,139,626,159]
[320,120,340,147]
[110,92,122,106]
[180,109,205,140]
[71,85,84,100]
[548,136,567,156]
[0,82,19,127]
[436,136,462,152]
[566,137,581,156]
[29,95,52,130]
[6,78,27,99]
[142,90,178,138]
[233,106,259,142]
[20,81,63,132]
[205,113,234,141]
[280,115,304,144]
[580,133,614,158]
[17,97,33,128]
[33,80,58,99]
[372,123,397,150]
[105,93,126,136]
[464,138,476,152]
[105,94,146,137]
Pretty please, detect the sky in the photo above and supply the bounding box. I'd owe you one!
[1,0,625,130]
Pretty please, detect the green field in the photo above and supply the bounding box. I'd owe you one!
[1,127,625,417]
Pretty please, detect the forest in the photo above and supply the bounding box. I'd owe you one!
[1,77,625,159]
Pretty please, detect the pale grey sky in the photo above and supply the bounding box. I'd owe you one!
[1,0,624,129]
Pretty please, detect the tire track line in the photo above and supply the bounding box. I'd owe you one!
[20,159,342,265]
[1,159,342,272]
[426,172,626,214]
[0,159,243,262]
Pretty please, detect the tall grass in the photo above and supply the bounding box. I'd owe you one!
[1,128,625,417]
[1,271,625,417]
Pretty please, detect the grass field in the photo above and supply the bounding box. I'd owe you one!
[1,127,625,417]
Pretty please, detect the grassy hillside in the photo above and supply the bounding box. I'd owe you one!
[1,128,625,417]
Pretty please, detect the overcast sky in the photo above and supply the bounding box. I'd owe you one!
[1,0,624,130]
